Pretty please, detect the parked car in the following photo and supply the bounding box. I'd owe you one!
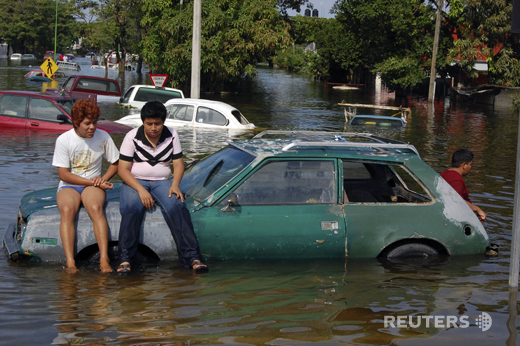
[24,70,66,83]
[50,75,121,102]
[21,54,36,60]
[0,90,131,133]
[339,103,410,128]
[118,85,184,110]
[116,98,255,130]
[10,53,22,60]
[3,130,493,263]
[43,51,55,60]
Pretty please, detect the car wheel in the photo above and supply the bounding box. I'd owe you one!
[86,244,119,263]
[385,243,439,258]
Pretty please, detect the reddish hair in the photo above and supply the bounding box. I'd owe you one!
[71,99,101,128]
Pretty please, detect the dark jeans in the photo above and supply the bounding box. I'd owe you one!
[118,179,202,268]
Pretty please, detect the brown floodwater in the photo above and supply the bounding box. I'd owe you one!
[0,58,518,345]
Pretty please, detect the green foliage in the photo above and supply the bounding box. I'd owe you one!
[140,0,291,92]
[374,56,427,90]
[0,0,78,56]
[447,0,517,86]
[272,46,306,71]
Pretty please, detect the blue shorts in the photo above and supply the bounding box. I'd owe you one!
[58,186,87,194]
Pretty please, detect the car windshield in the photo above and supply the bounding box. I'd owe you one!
[181,146,255,203]
[56,99,75,114]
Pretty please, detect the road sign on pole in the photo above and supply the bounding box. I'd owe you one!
[40,58,59,78]
[149,74,169,88]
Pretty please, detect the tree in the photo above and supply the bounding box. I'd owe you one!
[0,0,78,57]
[446,0,520,86]
[140,0,291,92]
[334,0,436,90]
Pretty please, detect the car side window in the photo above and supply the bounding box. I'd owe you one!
[29,98,62,122]
[121,87,134,103]
[0,95,27,118]
[168,105,194,121]
[226,160,336,205]
[195,107,227,126]
[342,160,431,203]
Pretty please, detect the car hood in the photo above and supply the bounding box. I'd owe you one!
[97,120,133,133]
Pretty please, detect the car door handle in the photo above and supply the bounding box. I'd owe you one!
[321,221,338,230]
[29,122,40,126]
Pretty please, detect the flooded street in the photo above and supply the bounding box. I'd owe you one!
[0,58,518,345]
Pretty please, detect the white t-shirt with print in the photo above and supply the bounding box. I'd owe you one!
[52,128,119,189]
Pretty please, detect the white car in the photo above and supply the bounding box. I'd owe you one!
[118,85,184,110]
[116,98,255,130]
[10,53,22,59]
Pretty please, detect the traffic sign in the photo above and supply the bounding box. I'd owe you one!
[41,58,59,78]
[149,74,169,88]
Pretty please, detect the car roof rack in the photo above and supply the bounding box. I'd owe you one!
[252,130,420,156]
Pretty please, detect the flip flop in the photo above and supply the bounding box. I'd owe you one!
[117,262,131,274]
[190,260,209,273]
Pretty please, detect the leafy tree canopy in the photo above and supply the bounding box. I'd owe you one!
[0,0,78,56]
[140,0,291,92]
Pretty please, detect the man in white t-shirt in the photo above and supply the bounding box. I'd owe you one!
[117,101,208,274]
[52,99,119,273]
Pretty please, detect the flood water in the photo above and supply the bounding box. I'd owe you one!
[0,57,518,345]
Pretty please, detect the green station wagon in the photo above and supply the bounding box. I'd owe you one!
[3,131,492,263]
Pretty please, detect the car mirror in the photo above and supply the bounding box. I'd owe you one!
[221,193,238,213]
[57,114,70,123]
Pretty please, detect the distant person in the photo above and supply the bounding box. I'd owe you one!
[116,101,208,274]
[52,99,119,273]
[441,149,486,221]
[59,54,63,61]
[63,55,68,62]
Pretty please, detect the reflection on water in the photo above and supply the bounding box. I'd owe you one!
[0,59,518,345]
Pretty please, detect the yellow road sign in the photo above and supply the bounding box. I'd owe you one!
[40,58,59,78]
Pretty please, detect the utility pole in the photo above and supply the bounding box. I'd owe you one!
[191,0,201,99]
[428,0,444,101]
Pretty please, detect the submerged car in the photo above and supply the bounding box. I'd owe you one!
[118,85,184,110]
[0,90,131,133]
[116,98,255,130]
[339,102,410,128]
[3,130,492,263]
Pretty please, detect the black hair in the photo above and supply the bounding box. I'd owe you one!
[451,149,474,168]
[140,100,167,122]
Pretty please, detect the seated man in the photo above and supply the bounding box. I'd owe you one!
[117,100,208,273]
[441,149,486,221]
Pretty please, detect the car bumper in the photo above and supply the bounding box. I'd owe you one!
[3,223,20,261]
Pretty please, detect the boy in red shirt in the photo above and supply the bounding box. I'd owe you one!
[441,149,486,221]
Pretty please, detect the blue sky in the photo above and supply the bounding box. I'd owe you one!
[286,0,337,19]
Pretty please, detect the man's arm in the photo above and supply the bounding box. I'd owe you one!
[466,200,486,221]
[118,160,154,209]
[169,158,185,202]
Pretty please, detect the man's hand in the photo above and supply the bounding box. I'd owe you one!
[169,185,184,202]
[138,189,155,209]
[476,207,486,222]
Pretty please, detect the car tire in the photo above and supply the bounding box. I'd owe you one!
[385,243,439,258]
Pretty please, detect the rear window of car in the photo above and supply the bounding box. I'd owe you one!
[350,117,403,127]
[134,88,182,103]
[75,78,119,94]
[0,95,28,117]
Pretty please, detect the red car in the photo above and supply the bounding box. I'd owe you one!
[0,91,131,133]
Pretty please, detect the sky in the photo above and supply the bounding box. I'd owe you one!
[286,0,337,19]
